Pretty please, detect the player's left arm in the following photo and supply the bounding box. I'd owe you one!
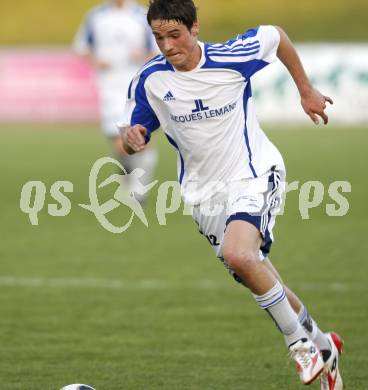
[275,26,333,125]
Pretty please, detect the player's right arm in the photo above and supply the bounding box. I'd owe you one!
[236,25,333,125]
[120,125,148,154]
[275,27,333,125]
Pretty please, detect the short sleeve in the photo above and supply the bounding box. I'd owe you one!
[240,25,280,78]
[206,26,280,79]
[251,25,280,63]
[118,74,160,143]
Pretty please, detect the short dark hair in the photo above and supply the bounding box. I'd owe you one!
[147,0,198,31]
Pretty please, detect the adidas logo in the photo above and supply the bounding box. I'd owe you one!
[163,91,175,102]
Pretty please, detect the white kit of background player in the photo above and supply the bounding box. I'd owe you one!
[73,0,159,200]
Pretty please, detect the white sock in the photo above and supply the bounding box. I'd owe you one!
[298,305,331,358]
[254,281,307,347]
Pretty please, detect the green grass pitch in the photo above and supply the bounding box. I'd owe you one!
[0,125,367,389]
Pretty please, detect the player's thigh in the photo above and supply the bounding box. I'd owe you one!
[192,169,284,260]
[222,220,262,260]
[192,199,262,261]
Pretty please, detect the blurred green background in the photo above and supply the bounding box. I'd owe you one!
[1,0,368,44]
[1,126,367,389]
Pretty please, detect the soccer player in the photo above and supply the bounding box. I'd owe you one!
[73,0,159,201]
[119,0,344,387]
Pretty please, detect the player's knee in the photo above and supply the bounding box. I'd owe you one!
[223,248,259,275]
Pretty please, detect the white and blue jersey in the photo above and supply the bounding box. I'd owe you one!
[121,25,285,204]
[73,0,157,136]
[73,1,155,70]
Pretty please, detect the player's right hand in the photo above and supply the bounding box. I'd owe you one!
[121,124,147,154]
[301,88,333,125]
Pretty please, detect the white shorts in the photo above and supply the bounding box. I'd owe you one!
[192,168,285,278]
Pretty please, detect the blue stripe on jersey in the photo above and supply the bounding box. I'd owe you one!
[208,42,260,51]
[207,43,260,54]
[207,49,260,56]
[84,4,111,49]
[240,27,260,39]
[203,41,272,179]
[243,84,257,178]
[131,76,160,137]
[138,55,166,74]
[208,49,260,58]
[165,134,185,184]
[129,56,165,100]
[209,40,260,51]
[127,80,133,100]
[215,26,260,52]
[203,44,269,79]
[130,60,173,139]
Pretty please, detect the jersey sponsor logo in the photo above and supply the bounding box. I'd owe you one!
[192,99,209,113]
[163,91,176,102]
[170,101,237,124]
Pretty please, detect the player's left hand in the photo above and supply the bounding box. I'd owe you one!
[301,88,333,125]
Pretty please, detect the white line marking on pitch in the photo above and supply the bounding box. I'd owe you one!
[0,276,364,291]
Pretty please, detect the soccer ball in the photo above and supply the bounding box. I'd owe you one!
[60,385,95,390]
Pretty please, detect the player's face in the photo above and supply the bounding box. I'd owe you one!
[151,19,201,71]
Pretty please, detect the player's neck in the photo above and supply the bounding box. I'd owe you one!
[175,43,202,72]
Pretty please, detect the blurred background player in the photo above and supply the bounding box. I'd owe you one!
[73,0,159,202]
